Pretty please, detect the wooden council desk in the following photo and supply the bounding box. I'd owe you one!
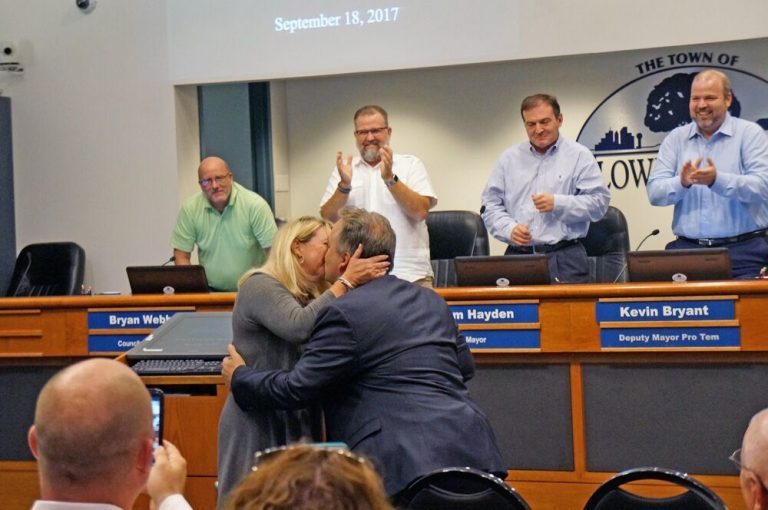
[2,281,766,509]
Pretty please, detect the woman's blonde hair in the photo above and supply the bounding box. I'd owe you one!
[238,216,331,303]
[225,445,393,510]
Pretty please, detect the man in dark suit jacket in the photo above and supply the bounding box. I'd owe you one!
[224,207,505,496]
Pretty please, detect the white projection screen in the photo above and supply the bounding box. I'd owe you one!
[166,0,768,85]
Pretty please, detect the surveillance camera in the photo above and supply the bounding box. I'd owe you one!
[76,0,96,12]
[0,42,16,65]
[0,41,22,72]
[0,43,14,58]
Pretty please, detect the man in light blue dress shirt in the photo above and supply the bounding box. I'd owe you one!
[481,94,610,283]
[647,70,768,279]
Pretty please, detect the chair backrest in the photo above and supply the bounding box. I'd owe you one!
[581,206,630,283]
[427,211,490,287]
[583,467,729,510]
[396,467,531,510]
[6,242,86,297]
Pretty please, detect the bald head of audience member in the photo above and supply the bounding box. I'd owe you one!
[28,359,158,509]
[739,409,768,509]
[225,444,393,510]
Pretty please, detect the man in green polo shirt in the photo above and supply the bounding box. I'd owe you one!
[171,156,277,291]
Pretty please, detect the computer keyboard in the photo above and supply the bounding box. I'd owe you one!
[131,359,222,375]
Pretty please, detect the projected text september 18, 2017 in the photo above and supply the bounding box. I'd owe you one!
[274,7,400,34]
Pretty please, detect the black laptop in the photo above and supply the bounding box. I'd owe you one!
[126,312,232,362]
[126,265,209,294]
[627,248,732,282]
[126,312,232,375]
[454,255,551,287]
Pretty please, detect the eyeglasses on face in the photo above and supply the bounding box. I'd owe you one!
[354,126,389,137]
[199,173,231,187]
[251,443,368,471]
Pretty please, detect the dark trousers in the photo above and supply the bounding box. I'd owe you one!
[666,236,768,279]
[505,242,590,284]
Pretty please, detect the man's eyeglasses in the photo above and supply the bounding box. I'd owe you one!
[199,173,231,187]
[730,448,768,490]
[251,443,368,471]
[730,448,745,470]
[354,126,389,137]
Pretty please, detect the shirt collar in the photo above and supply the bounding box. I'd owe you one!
[354,155,382,169]
[203,182,237,211]
[688,112,733,140]
[528,137,560,156]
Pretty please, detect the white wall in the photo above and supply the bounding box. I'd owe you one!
[0,1,179,292]
[282,38,768,254]
[270,80,291,220]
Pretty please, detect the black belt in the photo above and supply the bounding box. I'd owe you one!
[678,228,768,247]
[507,238,580,254]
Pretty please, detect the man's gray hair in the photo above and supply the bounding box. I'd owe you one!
[354,105,389,126]
[336,208,395,271]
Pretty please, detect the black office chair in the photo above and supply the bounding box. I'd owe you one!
[395,467,530,510]
[581,206,630,283]
[583,467,728,510]
[6,242,86,297]
[427,210,490,287]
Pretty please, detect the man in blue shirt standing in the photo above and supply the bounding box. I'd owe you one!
[481,94,610,283]
[647,70,768,279]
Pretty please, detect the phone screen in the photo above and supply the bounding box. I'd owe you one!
[148,388,164,448]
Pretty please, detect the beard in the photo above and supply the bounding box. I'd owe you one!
[361,145,380,163]
[693,108,721,132]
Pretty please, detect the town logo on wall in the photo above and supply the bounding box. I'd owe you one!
[576,50,768,192]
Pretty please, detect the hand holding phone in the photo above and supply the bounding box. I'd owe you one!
[148,388,164,448]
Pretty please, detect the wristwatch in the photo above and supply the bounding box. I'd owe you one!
[384,174,399,188]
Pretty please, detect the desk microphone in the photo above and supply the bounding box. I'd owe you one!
[161,256,176,266]
[612,229,660,283]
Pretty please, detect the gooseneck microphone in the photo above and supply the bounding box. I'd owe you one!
[612,229,660,283]
[161,256,176,266]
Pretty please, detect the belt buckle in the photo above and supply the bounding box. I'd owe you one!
[699,238,714,247]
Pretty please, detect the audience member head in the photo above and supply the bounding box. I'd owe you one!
[198,156,234,212]
[324,207,396,281]
[519,93,563,154]
[353,105,392,164]
[690,69,733,138]
[738,408,768,509]
[225,444,393,510]
[242,216,332,302]
[28,358,155,509]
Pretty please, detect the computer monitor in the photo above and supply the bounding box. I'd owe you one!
[454,255,551,287]
[126,265,209,294]
[627,248,732,282]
